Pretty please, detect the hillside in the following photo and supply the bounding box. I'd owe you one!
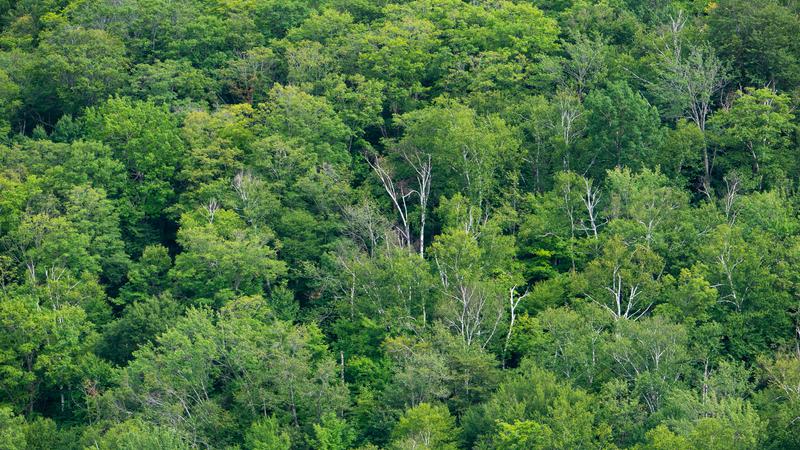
[0,0,799,448]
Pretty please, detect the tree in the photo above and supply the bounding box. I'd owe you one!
[518,304,611,388]
[0,294,104,417]
[219,296,349,431]
[583,81,663,176]
[258,84,352,166]
[325,243,435,332]
[607,316,689,413]
[4,0,800,447]
[710,88,795,189]
[708,0,800,90]
[87,419,191,450]
[384,337,452,409]
[111,308,229,447]
[638,425,692,450]
[393,101,521,210]
[33,25,129,117]
[603,167,689,250]
[562,32,609,97]
[127,59,217,107]
[492,419,554,450]
[310,412,355,450]
[0,68,21,136]
[651,16,726,195]
[246,416,292,450]
[370,101,519,255]
[582,235,663,321]
[659,389,765,450]
[3,212,98,285]
[357,14,440,113]
[99,294,182,364]
[171,208,287,305]
[222,47,277,104]
[431,228,507,348]
[65,185,129,287]
[754,352,800,449]
[0,406,27,450]
[462,360,610,449]
[389,403,458,450]
[117,245,172,305]
[83,97,185,249]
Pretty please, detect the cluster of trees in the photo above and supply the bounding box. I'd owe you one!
[1,0,800,448]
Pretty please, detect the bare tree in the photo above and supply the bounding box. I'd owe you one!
[578,177,603,240]
[563,33,608,98]
[652,13,726,196]
[435,253,503,349]
[554,90,584,171]
[342,199,392,256]
[366,154,413,250]
[399,146,432,257]
[366,146,432,257]
[440,280,503,349]
[202,198,220,224]
[603,266,649,320]
[503,285,529,367]
[722,172,742,225]
[584,239,662,321]
[715,237,746,312]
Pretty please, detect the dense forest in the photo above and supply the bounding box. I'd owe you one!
[1,0,800,448]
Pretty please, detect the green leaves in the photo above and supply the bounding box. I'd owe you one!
[84,97,184,218]
[171,208,287,305]
[710,88,796,189]
[583,81,664,176]
[34,25,129,116]
[392,100,521,207]
[0,294,103,416]
[390,403,459,450]
[108,296,348,447]
[3,0,800,448]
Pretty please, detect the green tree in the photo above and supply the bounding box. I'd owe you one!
[0,406,27,450]
[357,13,440,113]
[606,316,689,413]
[310,412,356,450]
[171,208,286,305]
[65,185,129,287]
[637,425,692,450]
[218,296,349,431]
[708,0,800,89]
[0,294,104,417]
[583,81,663,176]
[33,25,129,117]
[492,419,554,450]
[99,294,182,364]
[246,416,292,450]
[258,84,351,167]
[390,403,458,450]
[117,244,172,305]
[83,97,185,249]
[0,67,21,136]
[128,59,218,107]
[462,360,610,449]
[87,419,190,450]
[710,88,795,189]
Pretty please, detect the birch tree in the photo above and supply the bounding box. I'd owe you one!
[583,236,663,321]
[652,14,726,195]
[432,228,506,349]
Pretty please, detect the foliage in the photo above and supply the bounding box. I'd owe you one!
[1,0,799,448]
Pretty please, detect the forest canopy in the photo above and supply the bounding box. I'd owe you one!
[1,0,800,448]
